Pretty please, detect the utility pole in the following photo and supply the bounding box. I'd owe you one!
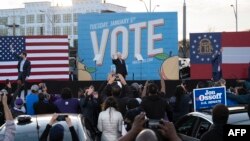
[149,0,151,12]
[230,0,238,32]
[6,10,19,36]
[183,0,187,58]
[12,10,16,36]
[236,0,238,32]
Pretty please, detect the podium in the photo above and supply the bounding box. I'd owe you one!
[93,54,101,80]
[135,54,144,80]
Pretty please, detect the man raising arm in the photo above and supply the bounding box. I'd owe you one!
[112,52,127,79]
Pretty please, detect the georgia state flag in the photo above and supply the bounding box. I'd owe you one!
[190,32,250,79]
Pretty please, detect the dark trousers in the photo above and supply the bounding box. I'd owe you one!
[212,71,222,81]
[15,72,28,98]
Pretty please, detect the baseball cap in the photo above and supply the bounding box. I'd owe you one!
[31,84,39,92]
[131,83,143,92]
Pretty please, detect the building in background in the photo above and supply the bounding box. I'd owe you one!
[0,0,126,47]
[0,0,126,80]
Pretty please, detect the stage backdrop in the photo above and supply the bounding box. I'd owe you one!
[0,36,69,82]
[190,32,250,79]
[78,12,178,80]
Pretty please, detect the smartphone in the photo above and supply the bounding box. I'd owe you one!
[42,83,46,89]
[56,115,68,121]
[145,119,164,129]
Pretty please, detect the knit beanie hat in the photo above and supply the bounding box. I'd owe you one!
[49,124,64,141]
[15,98,24,109]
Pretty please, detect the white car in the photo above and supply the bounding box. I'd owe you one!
[0,114,93,141]
[175,106,250,141]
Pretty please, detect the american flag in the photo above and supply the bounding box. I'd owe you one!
[190,32,250,79]
[0,36,69,82]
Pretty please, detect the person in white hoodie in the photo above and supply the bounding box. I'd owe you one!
[98,96,123,141]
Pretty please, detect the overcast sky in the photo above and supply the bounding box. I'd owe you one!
[1,0,250,40]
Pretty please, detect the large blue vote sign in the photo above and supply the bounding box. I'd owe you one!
[193,87,227,111]
[78,12,178,80]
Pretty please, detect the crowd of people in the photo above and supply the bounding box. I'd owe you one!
[0,72,250,141]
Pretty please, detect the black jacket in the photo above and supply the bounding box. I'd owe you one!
[33,101,58,115]
[141,95,170,120]
[200,125,224,141]
[12,52,31,77]
[40,124,79,141]
[80,95,100,127]
[112,58,127,76]
[211,51,221,73]
[17,57,31,77]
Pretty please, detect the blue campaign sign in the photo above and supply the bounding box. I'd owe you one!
[78,12,178,80]
[193,87,227,111]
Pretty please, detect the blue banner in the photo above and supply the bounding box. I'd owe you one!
[78,12,178,80]
[193,86,227,111]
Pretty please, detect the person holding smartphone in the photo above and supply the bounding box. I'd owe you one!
[80,85,100,126]
[40,114,79,141]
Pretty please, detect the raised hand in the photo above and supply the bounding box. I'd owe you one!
[131,112,146,134]
[9,44,15,53]
[65,116,73,127]
[49,113,58,125]
[158,120,182,141]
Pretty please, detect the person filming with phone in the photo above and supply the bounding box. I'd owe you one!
[40,114,79,141]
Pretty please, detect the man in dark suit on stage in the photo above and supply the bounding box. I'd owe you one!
[112,52,127,79]
[10,46,31,98]
[211,49,222,81]
[16,52,31,98]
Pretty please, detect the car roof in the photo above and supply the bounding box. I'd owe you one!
[12,114,82,132]
[188,112,212,123]
[228,112,250,124]
[0,114,90,141]
[187,106,250,125]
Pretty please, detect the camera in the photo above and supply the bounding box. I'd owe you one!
[115,75,120,81]
[148,80,155,84]
[0,89,8,95]
[42,83,46,89]
[56,115,68,121]
[145,119,163,129]
[112,74,120,81]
